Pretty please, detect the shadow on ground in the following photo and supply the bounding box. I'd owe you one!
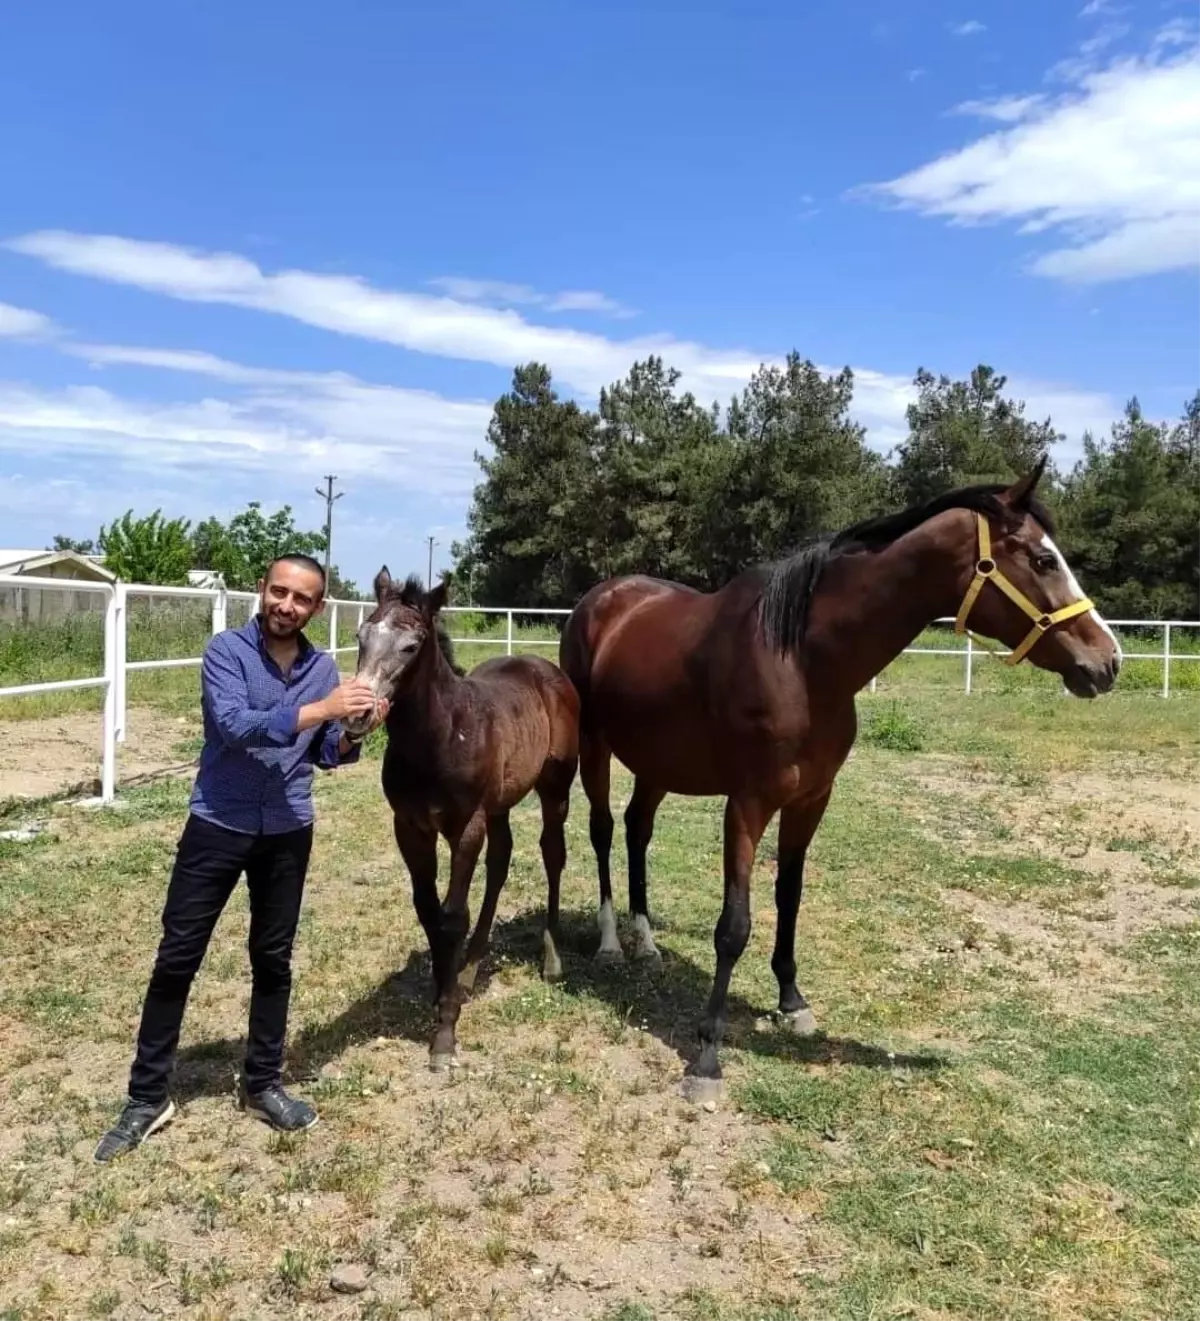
[169,906,946,1093]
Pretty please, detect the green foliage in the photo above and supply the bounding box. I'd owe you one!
[1056,394,1199,619]
[456,356,1197,624]
[58,501,358,595]
[861,701,926,751]
[98,509,193,585]
[892,365,1059,506]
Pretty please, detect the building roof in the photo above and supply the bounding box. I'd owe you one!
[0,548,117,582]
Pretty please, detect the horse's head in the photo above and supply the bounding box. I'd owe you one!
[342,566,451,737]
[952,458,1120,698]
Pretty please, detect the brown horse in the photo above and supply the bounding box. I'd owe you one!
[559,461,1120,1100]
[343,571,580,1069]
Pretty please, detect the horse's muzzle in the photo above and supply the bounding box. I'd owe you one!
[1063,656,1119,699]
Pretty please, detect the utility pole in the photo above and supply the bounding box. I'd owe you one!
[426,535,437,588]
[314,475,343,582]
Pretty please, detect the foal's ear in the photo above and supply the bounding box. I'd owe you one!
[1001,454,1048,511]
[426,576,450,615]
[373,565,392,602]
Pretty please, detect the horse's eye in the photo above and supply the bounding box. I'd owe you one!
[1034,553,1057,574]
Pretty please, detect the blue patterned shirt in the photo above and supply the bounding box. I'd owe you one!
[188,615,360,836]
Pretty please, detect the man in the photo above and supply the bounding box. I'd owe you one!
[95,554,387,1162]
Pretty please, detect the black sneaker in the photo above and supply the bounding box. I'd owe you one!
[238,1081,318,1132]
[93,1097,176,1163]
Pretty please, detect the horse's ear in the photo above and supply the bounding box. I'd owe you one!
[426,576,450,615]
[373,565,392,602]
[1002,454,1048,511]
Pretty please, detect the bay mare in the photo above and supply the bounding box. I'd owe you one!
[343,571,580,1068]
[559,462,1121,1099]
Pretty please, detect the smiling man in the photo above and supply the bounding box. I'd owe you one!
[95,554,387,1163]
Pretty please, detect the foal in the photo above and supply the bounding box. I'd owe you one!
[343,571,580,1069]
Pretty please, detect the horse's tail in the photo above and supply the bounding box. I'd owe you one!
[558,588,601,735]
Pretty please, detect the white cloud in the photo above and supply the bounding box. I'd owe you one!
[952,94,1047,122]
[862,32,1200,282]
[428,275,636,318]
[0,302,56,339]
[8,230,770,403]
[951,20,987,37]
[0,362,492,499]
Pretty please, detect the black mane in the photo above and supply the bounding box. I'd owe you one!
[383,573,465,677]
[759,482,1056,658]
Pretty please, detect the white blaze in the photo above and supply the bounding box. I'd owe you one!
[1040,533,1122,661]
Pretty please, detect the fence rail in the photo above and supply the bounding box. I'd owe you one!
[0,575,1196,805]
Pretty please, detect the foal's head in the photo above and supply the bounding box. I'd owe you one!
[943,460,1121,697]
[343,568,459,736]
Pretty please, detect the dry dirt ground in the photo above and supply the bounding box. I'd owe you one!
[0,707,201,802]
[0,693,1198,1321]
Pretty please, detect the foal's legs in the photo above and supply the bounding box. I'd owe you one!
[394,816,439,974]
[458,812,513,995]
[770,792,830,1036]
[429,810,486,1069]
[625,778,667,965]
[683,795,771,1103]
[536,769,572,983]
[580,729,621,963]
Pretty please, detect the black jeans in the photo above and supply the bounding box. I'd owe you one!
[128,814,313,1103]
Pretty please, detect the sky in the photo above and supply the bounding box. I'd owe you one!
[0,0,1197,591]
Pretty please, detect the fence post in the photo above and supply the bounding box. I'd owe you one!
[114,582,128,744]
[1162,623,1172,699]
[101,586,118,803]
[329,601,339,659]
[211,584,228,639]
[965,634,974,695]
[868,675,877,694]
[506,610,514,656]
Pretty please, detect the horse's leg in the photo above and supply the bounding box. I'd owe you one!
[682,794,770,1104]
[771,792,830,1036]
[393,815,439,988]
[536,767,573,983]
[429,809,486,1070]
[457,812,512,996]
[580,729,621,964]
[625,778,667,966]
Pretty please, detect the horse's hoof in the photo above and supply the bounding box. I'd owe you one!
[542,962,564,984]
[632,947,663,973]
[429,1051,459,1073]
[782,1006,819,1037]
[679,1074,723,1107]
[594,947,625,968]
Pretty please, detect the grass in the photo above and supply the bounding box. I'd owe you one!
[0,684,1196,1318]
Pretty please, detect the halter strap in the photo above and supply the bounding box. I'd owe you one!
[954,513,1094,666]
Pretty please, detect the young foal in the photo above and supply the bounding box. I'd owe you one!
[343,571,580,1069]
[561,462,1121,1100]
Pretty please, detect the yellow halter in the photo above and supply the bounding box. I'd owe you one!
[955,513,1094,666]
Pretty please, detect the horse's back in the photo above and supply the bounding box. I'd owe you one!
[468,653,580,767]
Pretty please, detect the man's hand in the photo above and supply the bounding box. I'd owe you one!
[320,678,378,723]
[297,678,376,733]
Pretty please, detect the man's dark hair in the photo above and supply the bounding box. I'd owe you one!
[264,553,327,596]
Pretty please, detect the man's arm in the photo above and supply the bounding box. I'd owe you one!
[202,638,345,750]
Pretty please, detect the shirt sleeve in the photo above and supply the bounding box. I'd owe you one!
[310,655,362,769]
[201,635,300,749]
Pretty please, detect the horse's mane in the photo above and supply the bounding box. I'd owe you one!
[759,482,1056,658]
[382,573,466,677]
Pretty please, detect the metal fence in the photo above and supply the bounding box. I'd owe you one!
[0,574,1196,805]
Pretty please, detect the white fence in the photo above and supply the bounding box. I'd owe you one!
[0,574,1196,805]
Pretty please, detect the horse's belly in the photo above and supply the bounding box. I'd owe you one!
[604,713,725,795]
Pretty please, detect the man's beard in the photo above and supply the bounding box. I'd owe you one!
[263,610,302,638]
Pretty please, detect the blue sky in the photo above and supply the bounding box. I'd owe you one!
[1,0,1196,592]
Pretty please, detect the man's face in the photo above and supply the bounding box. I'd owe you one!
[257,562,325,640]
